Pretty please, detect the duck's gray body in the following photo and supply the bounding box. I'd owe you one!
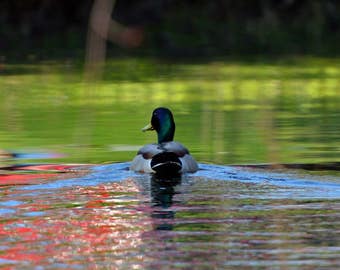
[130,141,198,173]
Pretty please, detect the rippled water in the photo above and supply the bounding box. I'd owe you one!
[0,163,339,269]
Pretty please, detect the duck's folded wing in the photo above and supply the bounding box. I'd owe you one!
[138,144,163,159]
[130,154,153,173]
[130,144,161,173]
[180,154,199,173]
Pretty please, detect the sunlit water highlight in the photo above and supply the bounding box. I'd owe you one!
[0,163,339,269]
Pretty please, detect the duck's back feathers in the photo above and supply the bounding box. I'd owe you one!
[138,143,162,159]
[137,141,188,158]
[160,141,189,157]
[130,141,198,174]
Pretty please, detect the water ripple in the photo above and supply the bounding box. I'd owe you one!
[17,163,340,200]
[0,162,338,268]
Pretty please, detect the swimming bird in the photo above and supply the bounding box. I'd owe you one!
[130,107,198,175]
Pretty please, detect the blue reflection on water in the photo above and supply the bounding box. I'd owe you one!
[0,200,23,207]
[18,163,340,199]
[0,200,24,216]
[22,211,45,217]
[19,163,132,191]
[0,208,16,215]
[0,258,17,265]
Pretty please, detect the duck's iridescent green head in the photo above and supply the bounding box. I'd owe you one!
[142,107,175,144]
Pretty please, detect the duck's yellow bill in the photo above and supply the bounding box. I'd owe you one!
[142,123,154,132]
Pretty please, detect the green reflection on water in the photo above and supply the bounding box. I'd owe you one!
[1,57,340,164]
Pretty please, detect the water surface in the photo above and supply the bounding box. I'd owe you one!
[1,57,340,165]
[0,163,339,269]
[0,57,340,269]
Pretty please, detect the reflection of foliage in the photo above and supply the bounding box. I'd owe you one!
[1,57,340,164]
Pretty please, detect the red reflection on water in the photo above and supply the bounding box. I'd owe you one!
[0,164,86,186]
[4,164,80,172]
[0,172,153,268]
[0,174,59,185]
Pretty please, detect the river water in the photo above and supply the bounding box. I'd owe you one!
[0,163,339,269]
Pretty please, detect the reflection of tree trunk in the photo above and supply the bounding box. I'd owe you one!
[201,103,213,162]
[260,82,280,165]
[201,65,226,164]
[213,86,225,164]
[85,0,115,81]
[2,91,23,133]
[74,0,115,156]
[227,81,241,164]
[75,0,143,158]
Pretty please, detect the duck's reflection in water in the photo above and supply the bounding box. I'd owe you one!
[150,174,181,230]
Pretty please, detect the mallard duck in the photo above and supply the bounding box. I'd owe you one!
[130,107,198,175]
